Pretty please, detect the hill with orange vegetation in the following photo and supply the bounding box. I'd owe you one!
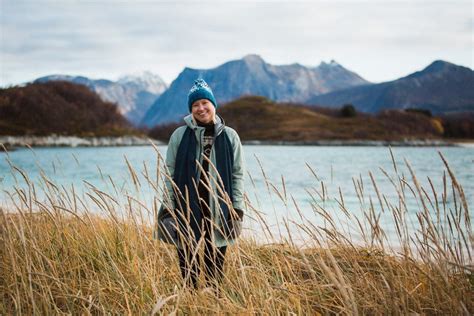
[149,96,453,142]
[0,81,139,137]
[220,96,446,141]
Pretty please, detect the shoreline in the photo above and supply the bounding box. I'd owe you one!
[1,135,472,150]
[242,139,466,147]
[0,135,163,150]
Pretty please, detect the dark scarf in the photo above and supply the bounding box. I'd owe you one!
[173,124,234,244]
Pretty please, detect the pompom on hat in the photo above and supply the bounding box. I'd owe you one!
[187,78,218,112]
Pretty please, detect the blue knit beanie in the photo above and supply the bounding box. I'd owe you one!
[187,78,218,112]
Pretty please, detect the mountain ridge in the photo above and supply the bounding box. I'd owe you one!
[141,54,369,126]
[28,57,473,127]
[309,60,474,113]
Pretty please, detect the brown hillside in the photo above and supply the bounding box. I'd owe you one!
[217,96,444,141]
[0,81,137,136]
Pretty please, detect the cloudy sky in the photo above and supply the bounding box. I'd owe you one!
[1,0,472,87]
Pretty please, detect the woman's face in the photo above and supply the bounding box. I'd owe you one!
[191,99,215,124]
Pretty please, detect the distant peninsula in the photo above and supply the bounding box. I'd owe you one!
[149,96,473,145]
[1,82,473,149]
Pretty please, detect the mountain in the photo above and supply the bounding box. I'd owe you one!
[308,60,474,114]
[0,81,134,136]
[140,54,369,126]
[34,71,167,125]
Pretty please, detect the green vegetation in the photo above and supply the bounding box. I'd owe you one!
[0,81,140,137]
[0,147,471,314]
[340,104,357,118]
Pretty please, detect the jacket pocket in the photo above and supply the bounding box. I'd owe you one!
[225,217,243,239]
[161,216,177,242]
[155,206,178,244]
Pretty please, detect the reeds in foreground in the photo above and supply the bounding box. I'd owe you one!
[0,145,472,315]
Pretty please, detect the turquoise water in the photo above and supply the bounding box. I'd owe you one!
[1,145,472,244]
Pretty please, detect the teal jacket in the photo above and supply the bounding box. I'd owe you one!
[154,114,245,248]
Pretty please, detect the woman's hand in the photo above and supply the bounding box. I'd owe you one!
[225,208,244,239]
[234,208,244,220]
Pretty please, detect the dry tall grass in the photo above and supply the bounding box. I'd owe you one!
[0,145,472,314]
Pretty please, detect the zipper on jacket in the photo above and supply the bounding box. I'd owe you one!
[195,127,204,180]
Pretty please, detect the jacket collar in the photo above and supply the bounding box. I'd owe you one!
[184,114,226,136]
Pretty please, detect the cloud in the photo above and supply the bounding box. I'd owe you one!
[1,0,472,86]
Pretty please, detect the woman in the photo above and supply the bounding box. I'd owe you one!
[154,78,245,289]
